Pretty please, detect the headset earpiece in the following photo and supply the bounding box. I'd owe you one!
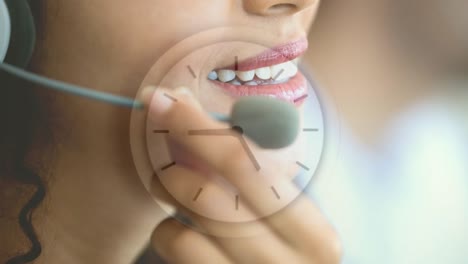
[1,0,36,68]
[0,0,11,62]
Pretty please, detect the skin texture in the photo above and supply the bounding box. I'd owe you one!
[4,0,342,263]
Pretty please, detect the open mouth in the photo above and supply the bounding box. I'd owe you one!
[208,58,300,85]
[207,38,309,106]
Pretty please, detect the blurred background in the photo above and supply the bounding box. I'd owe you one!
[304,0,468,263]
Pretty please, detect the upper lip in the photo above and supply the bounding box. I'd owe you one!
[214,37,308,72]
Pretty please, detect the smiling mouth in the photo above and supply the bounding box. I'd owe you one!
[208,58,300,86]
[207,38,309,106]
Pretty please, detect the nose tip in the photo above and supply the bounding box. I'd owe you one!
[269,3,299,15]
[244,0,317,16]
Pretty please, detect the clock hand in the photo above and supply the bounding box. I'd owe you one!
[188,128,234,136]
[157,95,300,170]
[237,135,261,171]
[188,126,261,171]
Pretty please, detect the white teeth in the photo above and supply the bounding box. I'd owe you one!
[283,61,298,77]
[208,71,218,80]
[236,70,255,82]
[229,79,242,85]
[217,70,236,82]
[255,67,271,80]
[210,58,299,84]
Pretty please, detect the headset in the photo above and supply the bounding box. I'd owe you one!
[0,0,143,109]
[0,0,304,149]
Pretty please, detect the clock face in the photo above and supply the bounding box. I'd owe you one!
[130,29,325,226]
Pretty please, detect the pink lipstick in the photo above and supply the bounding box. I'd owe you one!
[208,38,309,106]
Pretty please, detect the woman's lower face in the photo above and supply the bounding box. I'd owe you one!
[34,0,319,210]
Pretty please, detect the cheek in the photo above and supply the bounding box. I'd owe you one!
[94,0,232,65]
[43,0,230,93]
[300,4,320,32]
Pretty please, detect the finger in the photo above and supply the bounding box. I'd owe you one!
[144,87,341,262]
[153,164,265,236]
[144,87,297,219]
[268,194,343,263]
[152,218,232,264]
[213,231,302,264]
[154,165,300,263]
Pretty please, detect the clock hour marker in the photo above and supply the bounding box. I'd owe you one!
[193,187,204,201]
[271,186,281,200]
[187,65,197,79]
[235,195,239,210]
[161,161,176,171]
[163,93,178,102]
[153,130,169,134]
[294,94,309,103]
[296,161,310,171]
[303,128,319,132]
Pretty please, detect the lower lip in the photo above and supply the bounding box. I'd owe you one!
[211,72,308,107]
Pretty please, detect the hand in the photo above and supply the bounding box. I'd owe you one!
[142,87,342,264]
